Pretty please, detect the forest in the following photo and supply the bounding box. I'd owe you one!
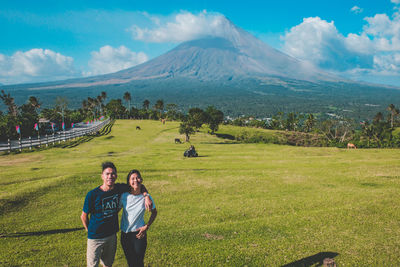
[1,89,399,148]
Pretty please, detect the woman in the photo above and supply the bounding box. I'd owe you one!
[119,169,157,267]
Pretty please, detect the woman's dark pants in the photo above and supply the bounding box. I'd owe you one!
[121,231,147,267]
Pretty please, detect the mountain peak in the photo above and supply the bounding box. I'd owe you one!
[23,18,341,90]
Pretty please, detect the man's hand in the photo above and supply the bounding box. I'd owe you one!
[136,225,148,239]
[144,195,152,211]
[81,211,89,232]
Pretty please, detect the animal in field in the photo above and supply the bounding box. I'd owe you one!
[175,138,182,144]
[136,126,141,130]
[323,258,336,267]
[347,143,356,149]
[161,118,167,124]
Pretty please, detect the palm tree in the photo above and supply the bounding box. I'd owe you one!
[154,99,164,118]
[373,112,384,124]
[0,90,18,117]
[87,97,97,119]
[387,104,399,128]
[285,112,298,131]
[28,96,41,110]
[304,114,316,132]
[143,99,150,110]
[97,95,104,116]
[101,91,107,102]
[123,92,132,113]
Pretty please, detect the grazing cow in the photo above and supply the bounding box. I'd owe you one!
[136,126,141,130]
[175,138,182,144]
[347,143,356,149]
[323,258,336,267]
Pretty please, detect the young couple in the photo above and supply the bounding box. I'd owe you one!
[81,162,157,267]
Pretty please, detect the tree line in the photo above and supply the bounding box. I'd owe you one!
[227,104,400,148]
[0,90,224,142]
[1,89,399,148]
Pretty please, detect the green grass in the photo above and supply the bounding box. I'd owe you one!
[1,120,400,266]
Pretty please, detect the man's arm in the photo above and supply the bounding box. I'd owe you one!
[81,211,89,231]
[140,184,152,211]
[140,184,148,193]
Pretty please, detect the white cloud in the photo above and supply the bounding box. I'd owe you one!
[351,6,363,14]
[0,49,76,84]
[87,45,148,75]
[282,17,373,71]
[373,53,400,73]
[391,0,400,4]
[282,7,400,84]
[363,13,400,51]
[128,11,230,43]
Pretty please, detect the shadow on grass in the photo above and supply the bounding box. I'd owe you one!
[0,227,84,238]
[216,133,235,140]
[0,182,60,215]
[59,120,115,149]
[281,251,339,267]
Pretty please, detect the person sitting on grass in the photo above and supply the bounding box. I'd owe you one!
[80,162,152,267]
[119,169,157,267]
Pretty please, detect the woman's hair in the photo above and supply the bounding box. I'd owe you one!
[126,169,142,184]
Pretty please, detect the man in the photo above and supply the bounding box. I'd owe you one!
[81,162,152,267]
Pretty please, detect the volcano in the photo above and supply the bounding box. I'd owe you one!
[2,17,400,119]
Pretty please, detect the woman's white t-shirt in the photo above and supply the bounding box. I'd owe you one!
[119,193,155,233]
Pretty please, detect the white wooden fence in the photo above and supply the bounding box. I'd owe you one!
[0,118,111,153]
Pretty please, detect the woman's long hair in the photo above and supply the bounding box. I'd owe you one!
[126,169,142,184]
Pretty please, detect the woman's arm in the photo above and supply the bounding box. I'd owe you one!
[136,208,157,239]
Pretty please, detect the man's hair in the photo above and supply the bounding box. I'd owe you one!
[126,169,142,184]
[102,161,117,172]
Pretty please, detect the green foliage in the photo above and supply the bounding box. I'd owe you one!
[105,99,126,119]
[204,106,224,134]
[166,103,179,120]
[179,120,195,142]
[188,107,207,130]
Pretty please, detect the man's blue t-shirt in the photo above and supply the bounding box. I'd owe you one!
[83,183,129,239]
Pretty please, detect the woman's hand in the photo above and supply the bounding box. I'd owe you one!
[136,225,148,239]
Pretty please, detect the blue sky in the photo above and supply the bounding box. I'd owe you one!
[1,0,400,86]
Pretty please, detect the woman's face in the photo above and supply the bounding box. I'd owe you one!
[129,173,142,189]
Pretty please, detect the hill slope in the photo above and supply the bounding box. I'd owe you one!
[1,120,400,266]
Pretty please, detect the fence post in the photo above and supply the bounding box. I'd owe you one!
[8,139,11,153]
[46,134,48,147]
[38,133,41,148]
[18,137,22,152]
[29,136,32,150]
[58,132,61,144]
[52,132,55,145]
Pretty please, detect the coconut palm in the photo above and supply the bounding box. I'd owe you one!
[143,99,150,110]
[123,92,132,114]
[0,90,18,117]
[28,96,41,110]
[304,113,316,132]
[387,104,399,128]
[154,99,164,118]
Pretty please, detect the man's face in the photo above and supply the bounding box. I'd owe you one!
[102,167,117,187]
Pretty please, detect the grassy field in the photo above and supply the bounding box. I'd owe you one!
[1,120,400,266]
